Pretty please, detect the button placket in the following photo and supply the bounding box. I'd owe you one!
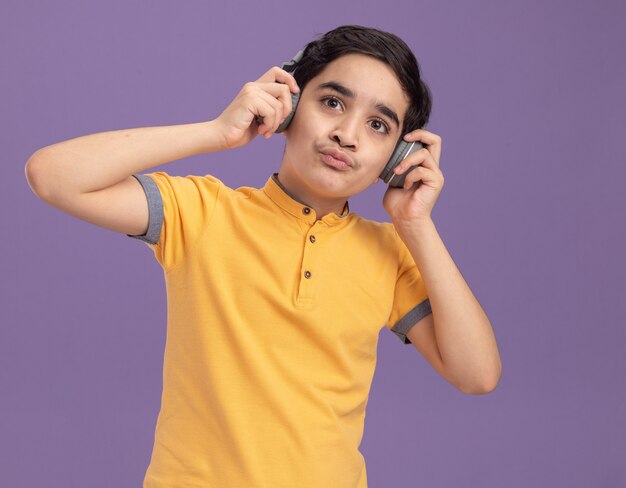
[296,221,323,307]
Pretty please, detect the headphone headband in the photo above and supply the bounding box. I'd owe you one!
[280,48,304,73]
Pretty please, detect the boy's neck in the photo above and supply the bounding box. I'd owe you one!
[274,171,348,220]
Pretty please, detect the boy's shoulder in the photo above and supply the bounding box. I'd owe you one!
[346,213,401,245]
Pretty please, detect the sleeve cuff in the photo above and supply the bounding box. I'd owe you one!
[390,298,433,344]
[126,174,163,245]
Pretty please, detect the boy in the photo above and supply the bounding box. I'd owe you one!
[26,25,501,488]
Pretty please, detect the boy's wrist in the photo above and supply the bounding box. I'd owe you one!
[200,119,229,153]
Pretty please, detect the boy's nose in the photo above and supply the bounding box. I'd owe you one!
[330,118,359,149]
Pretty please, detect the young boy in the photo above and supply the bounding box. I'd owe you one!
[26,25,501,488]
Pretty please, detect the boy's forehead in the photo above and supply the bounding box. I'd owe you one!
[315,53,406,96]
[317,53,397,81]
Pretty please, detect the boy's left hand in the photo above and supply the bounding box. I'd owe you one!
[382,129,444,232]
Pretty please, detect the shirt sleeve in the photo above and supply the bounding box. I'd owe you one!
[126,171,222,270]
[386,227,432,345]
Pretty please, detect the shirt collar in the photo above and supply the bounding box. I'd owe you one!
[263,173,352,225]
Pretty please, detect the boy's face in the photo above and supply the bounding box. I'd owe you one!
[280,53,410,203]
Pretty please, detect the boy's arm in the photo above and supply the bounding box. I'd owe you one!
[402,218,502,395]
[24,66,299,238]
[384,129,501,395]
[405,314,459,389]
[25,121,226,199]
[24,121,226,237]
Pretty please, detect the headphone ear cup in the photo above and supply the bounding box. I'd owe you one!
[379,139,409,185]
[379,140,423,187]
[275,92,300,133]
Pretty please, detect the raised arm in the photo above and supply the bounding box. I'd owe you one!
[24,121,226,237]
[24,65,300,238]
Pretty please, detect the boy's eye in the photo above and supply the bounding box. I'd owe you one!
[321,96,343,110]
[370,119,390,134]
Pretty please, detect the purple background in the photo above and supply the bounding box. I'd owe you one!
[2,0,625,486]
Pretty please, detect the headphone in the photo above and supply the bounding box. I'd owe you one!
[256,49,423,188]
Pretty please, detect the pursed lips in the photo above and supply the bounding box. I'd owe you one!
[320,147,354,168]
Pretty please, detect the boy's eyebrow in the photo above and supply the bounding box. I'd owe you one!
[315,81,400,129]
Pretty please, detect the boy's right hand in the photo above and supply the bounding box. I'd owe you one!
[214,66,300,150]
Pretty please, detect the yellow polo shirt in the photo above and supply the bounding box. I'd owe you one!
[127,171,432,488]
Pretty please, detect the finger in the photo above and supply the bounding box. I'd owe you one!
[256,66,300,94]
[250,83,292,131]
[252,95,281,136]
[254,90,286,135]
[403,164,444,190]
[255,82,293,121]
[393,148,432,174]
[403,166,438,190]
[413,148,438,170]
[402,166,426,189]
[404,130,442,164]
[257,91,282,134]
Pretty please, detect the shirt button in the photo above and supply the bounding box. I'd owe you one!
[304,270,312,279]
[303,207,311,215]
[309,235,316,243]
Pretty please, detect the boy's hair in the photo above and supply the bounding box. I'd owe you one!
[294,25,432,136]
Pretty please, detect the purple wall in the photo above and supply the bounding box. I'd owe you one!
[3,0,625,486]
